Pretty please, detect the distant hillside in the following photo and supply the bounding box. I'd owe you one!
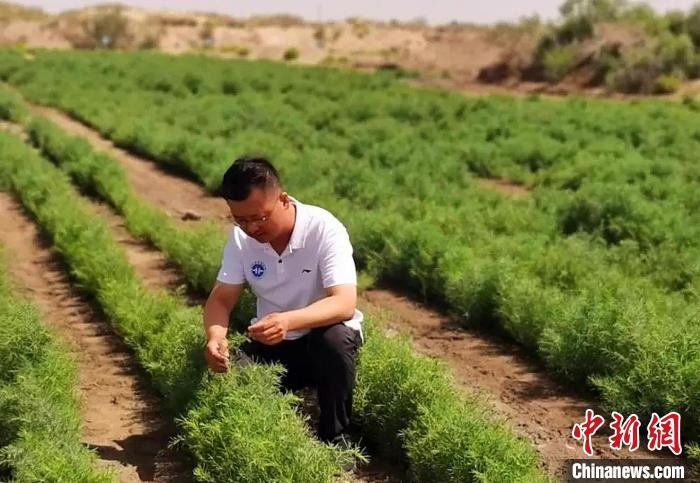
[1,0,700,98]
[0,3,525,83]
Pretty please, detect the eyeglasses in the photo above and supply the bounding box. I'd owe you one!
[232,198,280,230]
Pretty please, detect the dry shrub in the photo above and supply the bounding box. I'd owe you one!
[67,6,132,49]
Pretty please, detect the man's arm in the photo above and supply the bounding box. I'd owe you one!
[248,284,356,344]
[203,281,244,372]
[288,284,356,330]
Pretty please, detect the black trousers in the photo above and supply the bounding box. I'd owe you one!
[240,323,362,442]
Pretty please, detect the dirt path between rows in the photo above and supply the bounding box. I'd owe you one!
[478,176,530,198]
[28,103,688,480]
[0,192,190,483]
[89,201,194,297]
[29,104,229,224]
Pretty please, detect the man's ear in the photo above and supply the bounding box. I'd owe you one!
[280,191,290,206]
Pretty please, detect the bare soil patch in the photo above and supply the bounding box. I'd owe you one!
[479,177,530,198]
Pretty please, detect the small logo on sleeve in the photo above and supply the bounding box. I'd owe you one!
[251,261,267,278]
[302,269,312,274]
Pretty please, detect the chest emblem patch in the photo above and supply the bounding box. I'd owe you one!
[251,261,267,279]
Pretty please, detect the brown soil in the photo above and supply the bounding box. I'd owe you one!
[28,104,230,225]
[24,104,692,480]
[0,192,189,482]
[478,177,530,198]
[89,201,200,302]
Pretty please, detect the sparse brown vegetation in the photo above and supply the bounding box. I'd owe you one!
[67,6,132,49]
[246,14,305,27]
[313,25,325,47]
[138,33,159,50]
[283,47,299,61]
[199,20,215,48]
[348,17,371,39]
[218,45,249,57]
[0,1,48,22]
[154,14,197,27]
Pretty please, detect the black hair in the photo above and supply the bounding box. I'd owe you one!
[220,156,281,201]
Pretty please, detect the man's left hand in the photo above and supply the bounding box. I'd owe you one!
[248,312,291,345]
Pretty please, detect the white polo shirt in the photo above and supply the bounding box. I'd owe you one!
[216,197,363,340]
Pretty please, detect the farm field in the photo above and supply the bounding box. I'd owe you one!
[0,81,545,481]
[1,48,699,481]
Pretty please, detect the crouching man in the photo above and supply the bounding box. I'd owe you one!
[203,156,364,445]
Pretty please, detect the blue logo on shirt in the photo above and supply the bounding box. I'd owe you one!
[251,261,266,279]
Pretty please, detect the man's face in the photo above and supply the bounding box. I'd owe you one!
[226,187,288,243]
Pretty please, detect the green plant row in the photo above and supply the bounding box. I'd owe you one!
[0,247,113,482]
[16,96,549,481]
[0,87,27,123]
[0,130,350,482]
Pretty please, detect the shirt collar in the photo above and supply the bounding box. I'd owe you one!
[287,196,307,252]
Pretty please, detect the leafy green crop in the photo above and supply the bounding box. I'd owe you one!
[0,248,113,482]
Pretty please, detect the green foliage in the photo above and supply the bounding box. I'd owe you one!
[555,15,595,44]
[654,73,683,93]
[355,321,548,482]
[605,33,698,94]
[543,45,577,81]
[687,5,700,48]
[665,10,687,35]
[559,0,625,21]
[532,1,700,92]
[282,47,299,61]
[26,116,225,295]
[0,87,27,123]
[178,363,353,482]
[0,250,113,482]
[405,396,549,483]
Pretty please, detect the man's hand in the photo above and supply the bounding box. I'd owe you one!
[248,312,290,345]
[205,338,229,373]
